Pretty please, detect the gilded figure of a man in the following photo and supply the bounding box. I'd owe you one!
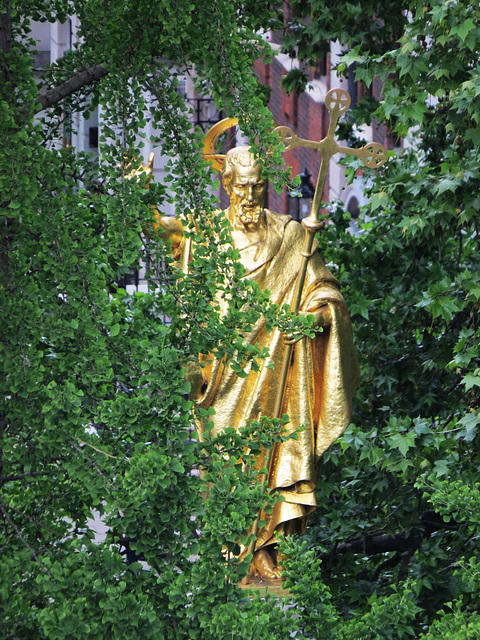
[157,146,359,581]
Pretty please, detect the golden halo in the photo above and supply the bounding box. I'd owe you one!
[202,117,239,172]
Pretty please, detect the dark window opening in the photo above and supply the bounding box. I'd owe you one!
[347,196,360,219]
[89,127,99,148]
[313,56,327,79]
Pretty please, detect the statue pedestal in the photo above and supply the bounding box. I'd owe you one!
[238,576,290,597]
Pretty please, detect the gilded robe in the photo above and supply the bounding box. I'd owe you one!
[188,210,360,549]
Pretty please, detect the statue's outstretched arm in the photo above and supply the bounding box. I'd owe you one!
[129,152,184,251]
[150,214,184,248]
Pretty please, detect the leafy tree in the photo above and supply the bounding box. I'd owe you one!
[0,1,302,638]
[4,0,480,638]
[270,0,480,637]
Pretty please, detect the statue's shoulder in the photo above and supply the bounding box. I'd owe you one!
[265,209,291,225]
[264,210,296,235]
[265,209,305,240]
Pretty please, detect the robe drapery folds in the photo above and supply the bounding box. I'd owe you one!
[183,210,360,549]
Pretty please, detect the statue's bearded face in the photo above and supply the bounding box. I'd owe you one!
[229,164,266,229]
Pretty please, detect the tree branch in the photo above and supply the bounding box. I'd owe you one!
[34,64,109,112]
[322,531,423,559]
[0,502,53,576]
[321,511,459,563]
[0,4,12,56]
[0,471,49,486]
[0,3,12,83]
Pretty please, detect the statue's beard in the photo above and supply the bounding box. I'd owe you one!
[236,204,263,226]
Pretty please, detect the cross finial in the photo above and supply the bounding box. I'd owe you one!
[274,87,387,230]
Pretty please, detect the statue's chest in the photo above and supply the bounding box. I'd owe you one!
[232,226,283,276]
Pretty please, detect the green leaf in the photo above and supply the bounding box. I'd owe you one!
[462,372,480,391]
[110,323,120,337]
[450,18,475,43]
[387,432,416,457]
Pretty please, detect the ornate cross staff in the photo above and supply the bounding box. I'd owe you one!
[242,88,387,580]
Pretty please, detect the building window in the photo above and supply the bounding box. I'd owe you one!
[89,127,99,148]
[312,56,327,79]
[347,196,360,219]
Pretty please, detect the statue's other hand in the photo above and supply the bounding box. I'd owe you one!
[284,305,332,344]
[307,304,332,329]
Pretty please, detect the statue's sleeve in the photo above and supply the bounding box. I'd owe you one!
[300,251,344,312]
[151,215,186,262]
[299,250,360,457]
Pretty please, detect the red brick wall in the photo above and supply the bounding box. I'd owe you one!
[255,58,328,216]
[215,50,399,218]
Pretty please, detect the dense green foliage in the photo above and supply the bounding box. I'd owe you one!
[2,0,480,638]
[277,0,480,638]
[0,1,295,637]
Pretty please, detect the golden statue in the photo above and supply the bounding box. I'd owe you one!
[152,146,358,581]
[150,88,385,583]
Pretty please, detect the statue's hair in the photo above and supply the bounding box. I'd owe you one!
[221,146,257,192]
